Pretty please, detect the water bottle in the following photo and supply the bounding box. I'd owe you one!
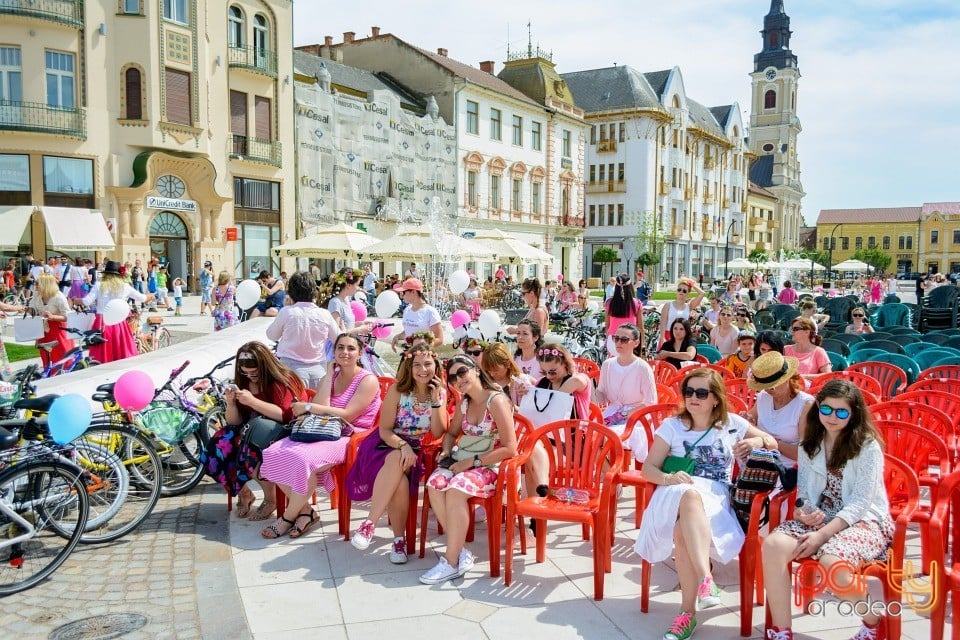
[551,487,591,504]
[795,498,816,515]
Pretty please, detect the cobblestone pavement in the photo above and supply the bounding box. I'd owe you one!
[0,480,249,640]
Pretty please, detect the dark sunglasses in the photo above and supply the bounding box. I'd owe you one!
[720,312,734,317]
[790,326,808,332]
[682,387,711,400]
[737,313,749,318]
[542,368,560,376]
[237,358,257,368]
[447,366,473,382]
[611,335,636,344]
[465,349,483,357]
[852,313,865,318]
[818,404,851,420]
[677,288,689,294]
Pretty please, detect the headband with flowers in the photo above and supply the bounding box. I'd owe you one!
[332,268,364,286]
[462,338,488,350]
[404,349,439,360]
[404,330,436,345]
[537,347,563,358]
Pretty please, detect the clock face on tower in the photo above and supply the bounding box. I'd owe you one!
[765,69,777,81]
[157,175,185,199]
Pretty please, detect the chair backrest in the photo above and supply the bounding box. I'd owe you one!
[513,413,535,448]
[880,454,921,525]
[903,341,935,357]
[859,339,905,354]
[847,361,908,399]
[847,348,886,365]
[912,349,960,372]
[870,352,920,385]
[894,390,960,429]
[725,378,757,410]
[917,364,960,382]
[932,354,960,367]
[696,344,723,364]
[726,394,747,415]
[820,338,850,357]
[377,376,396,400]
[920,333,952,345]
[665,362,734,389]
[888,334,920,347]
[927,284,959,308]
[874,303,911,328]
[871,400,956,444]
[573,357,601,381]
[827,332,865,345]
[589,402,604,425]
[874,420,951,483]
[656,383,679,405]
[826,350,849,372]
[693,354,709,364]
[651,359,678,384]
[945,337,960,352]
[884,326,920,336]
[905,377,960,397]
[753,309,775,330]
[524,420,623,492]
[808,371,883,398]
[622,403,678,444]
[861,331,894,343]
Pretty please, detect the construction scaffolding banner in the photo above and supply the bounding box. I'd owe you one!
[296,84,457,227]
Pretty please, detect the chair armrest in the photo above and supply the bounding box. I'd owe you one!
[767,488,796,530]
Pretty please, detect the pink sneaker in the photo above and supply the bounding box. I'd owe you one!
[766,627,793,640]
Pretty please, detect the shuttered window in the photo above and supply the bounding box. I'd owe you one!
[254,96,271,140]
[125,68,142,119]
[164,68,191,125]
[230,90,247,134]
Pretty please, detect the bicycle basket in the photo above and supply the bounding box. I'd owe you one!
[139,403,199,445]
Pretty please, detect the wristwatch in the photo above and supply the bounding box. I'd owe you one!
[473,454,482,468]
[302,403,312,416]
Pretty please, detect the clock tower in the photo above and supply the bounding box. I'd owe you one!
[749,0,804,250]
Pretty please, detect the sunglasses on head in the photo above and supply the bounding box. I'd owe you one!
[682,386,711,400]
[818,404,851,420]
[465,349,483,357]
[611,335,635,344]
[447,365,473,382]
[237,358,257,368]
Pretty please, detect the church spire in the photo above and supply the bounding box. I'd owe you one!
[754,0,798,72]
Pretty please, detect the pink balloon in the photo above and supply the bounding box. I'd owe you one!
[372,324,391,339]
[113,370,155,411]
[450,310,471,329]
[350,300,368,322]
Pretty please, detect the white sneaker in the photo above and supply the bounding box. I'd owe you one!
[457,548,475,576]
[350,519,375,551]
[474,505,487,522]
[419,557,459,585]
[389,538,408,564]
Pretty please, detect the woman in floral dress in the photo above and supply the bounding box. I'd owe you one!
[213,271,239,331]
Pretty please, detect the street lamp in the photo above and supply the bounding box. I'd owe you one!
[724,220,741,279]
[827,223,843,284]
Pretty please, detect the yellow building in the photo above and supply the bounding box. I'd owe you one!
[815,207,921,274]
[0,0,294,285]
[919,202,960,276]
[746,181,778,254]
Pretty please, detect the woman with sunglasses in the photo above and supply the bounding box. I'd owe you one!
[558,281,578,312]
[597,323,656,454]
[844,307,874,335]
[532,343,591,420]
[506,278,549,336]
[784,317,832,377]
[658,277,705,347]
[577,279,590,299]
[733,307,757,333]
[460,337,486,366]
[740,352,813,469]
[654,319,697,369]
[347,344,448,562]
[420,356,517,584]
[636,368,774,640]
[762,380,892,640]
[709,304,739,357]
[259,334,382,539]
[513,319,544,380]
[204,341,311,520]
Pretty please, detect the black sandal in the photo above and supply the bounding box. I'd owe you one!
[261,515,295,539]
[289,509,320,539]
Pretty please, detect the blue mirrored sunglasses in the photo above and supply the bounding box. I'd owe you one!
[818,404,850,420]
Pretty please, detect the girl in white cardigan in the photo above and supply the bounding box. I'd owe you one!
[762,379,892,640]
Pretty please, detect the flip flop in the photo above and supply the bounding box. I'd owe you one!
[236,494,255,518]
[261,516,295,539]
[289,509,320,539]
[248,501,277,522]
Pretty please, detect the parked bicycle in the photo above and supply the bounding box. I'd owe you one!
[35,328,104,378]
[129,305,172,353]
[358,323,396,378]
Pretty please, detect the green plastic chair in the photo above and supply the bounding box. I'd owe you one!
[903,342,936,358]
[696,344,723,364]
[826,351,848,372]
[913,349,960,371]
[873,303,912,329]
[861,332,895,342]
[820,339,851,358]
[931,354,960,367]
[884,326,920,336]
[889,334,920,347]
[848,348,887,365]
[827,332,865,346]
[921,333,952,345]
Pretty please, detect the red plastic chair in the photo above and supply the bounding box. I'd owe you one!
[916,363,960,383]
[772,455,919,640]
[808,370,883,398]
[726,394,748,415]
[725,378,757,410]
[906,377,960,397]
[847,361,908,400]
[615,403,678,528]
[573,357,601,382]
[871,400,957,462]
[895,390,960,436]
[651,359,678,385]
[377,376,395,400]
[656,383,679,405]
[928,470,960,640]
[503,420,623,600]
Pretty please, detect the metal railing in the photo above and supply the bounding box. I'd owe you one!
[229,135,282,166]
[0,100,85,138]
[227,45,278,76]
[0,0,83,28]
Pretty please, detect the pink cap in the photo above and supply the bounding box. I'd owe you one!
[393,278,424,292]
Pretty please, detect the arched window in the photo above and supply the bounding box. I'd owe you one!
[253,15,269,57]
[228,6,244,47]
[764,90,776,109]
[125,67,142,119]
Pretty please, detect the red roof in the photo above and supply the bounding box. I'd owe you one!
[922,202,960,215]
[410,46,543,108]
[817,207,921,225]
[748,181,776,198]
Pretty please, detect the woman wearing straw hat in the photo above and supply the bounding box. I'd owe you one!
[740,351,814,469]
[82,260,154,363]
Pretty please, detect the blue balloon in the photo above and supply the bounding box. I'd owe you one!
[47,394,93,445]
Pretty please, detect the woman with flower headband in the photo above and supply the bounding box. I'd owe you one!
[420,355,517,584]
[327,268,372,336]
[506,278,549,336]
[347,344,448,562]
[460,337,486,366]
[530,343,591,421]
[513,319,543,380]
[390,278,443,352]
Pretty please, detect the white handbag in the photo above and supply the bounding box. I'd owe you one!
[13,316,44,342]
[518,386,575,429]
[66,311,95,333]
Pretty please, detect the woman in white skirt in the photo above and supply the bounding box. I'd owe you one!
[635,367,777,640]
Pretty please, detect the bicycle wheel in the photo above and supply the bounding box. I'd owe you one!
[0,460,89,595]
[155,328,172,350]
[71,425,162,543]
[158,431,205,497]
[200,404,226,443]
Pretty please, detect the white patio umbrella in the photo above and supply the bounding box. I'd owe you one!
[271,222,380,259]
[832,259,873,272]
[471,228,554,264]
[361,228,495,262]
[781,258,826,271]
[721,258,755,271]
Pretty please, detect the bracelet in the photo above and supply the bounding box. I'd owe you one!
[430,403,442,409]
[397,442,408,450]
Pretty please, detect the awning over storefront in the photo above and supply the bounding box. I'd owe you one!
[41,207,115,251]
[0,205,35,250]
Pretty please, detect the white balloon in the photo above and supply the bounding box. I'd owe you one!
[448,270,470,295]
[354,290,368,303]
[452,325,467,341]
[586,300,600,313]
[375,290,401,318]
[466,327,481,340]
[101,298,130,327]
[235,279,262,310]
[478,309,501,339]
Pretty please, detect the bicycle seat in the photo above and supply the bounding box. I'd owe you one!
[147,316,164,325]
[37,341,58,351]
[0,426,17,450]
[91,393,113,403]
[14,395,59,412]
[87,335,107,346]
[96,382,116,393]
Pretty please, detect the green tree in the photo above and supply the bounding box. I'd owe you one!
[592,247,619,281]
[747,249,769,267]
[853,248,893,274]
[629,210,664,289]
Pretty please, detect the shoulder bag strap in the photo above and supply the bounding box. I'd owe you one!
[683,428,714,458]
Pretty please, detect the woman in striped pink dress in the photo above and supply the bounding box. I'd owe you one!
[259,334,382,539]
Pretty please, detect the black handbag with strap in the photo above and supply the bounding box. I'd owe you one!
[240,416,290,451]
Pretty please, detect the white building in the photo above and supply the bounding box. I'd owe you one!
[299,31,588,281]
[563,66,748,282]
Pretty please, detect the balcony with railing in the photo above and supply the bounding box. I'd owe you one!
[659,181,671,196]
[585,180,626,194]
[597,138,617,153]
[227,45,278,77]
[670,224,685,237]
[0,0,82,28]
[563,214,585,227]
[0,100,85,138]
[229,135,282,167]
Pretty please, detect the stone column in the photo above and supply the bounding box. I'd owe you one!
[206,208,219,242]
[130,201,145,237]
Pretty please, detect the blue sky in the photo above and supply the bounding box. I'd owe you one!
[294,1,960,226]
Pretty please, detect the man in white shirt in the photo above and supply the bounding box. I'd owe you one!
[406,263,421,281]
[885,275,898,297]
[363,264,378,305]
[604,276,615,301]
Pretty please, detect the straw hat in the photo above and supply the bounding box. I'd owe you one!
[747,351,799,391]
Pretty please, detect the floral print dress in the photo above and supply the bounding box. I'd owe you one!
[426,393,502,498]
[213,284,238,331]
